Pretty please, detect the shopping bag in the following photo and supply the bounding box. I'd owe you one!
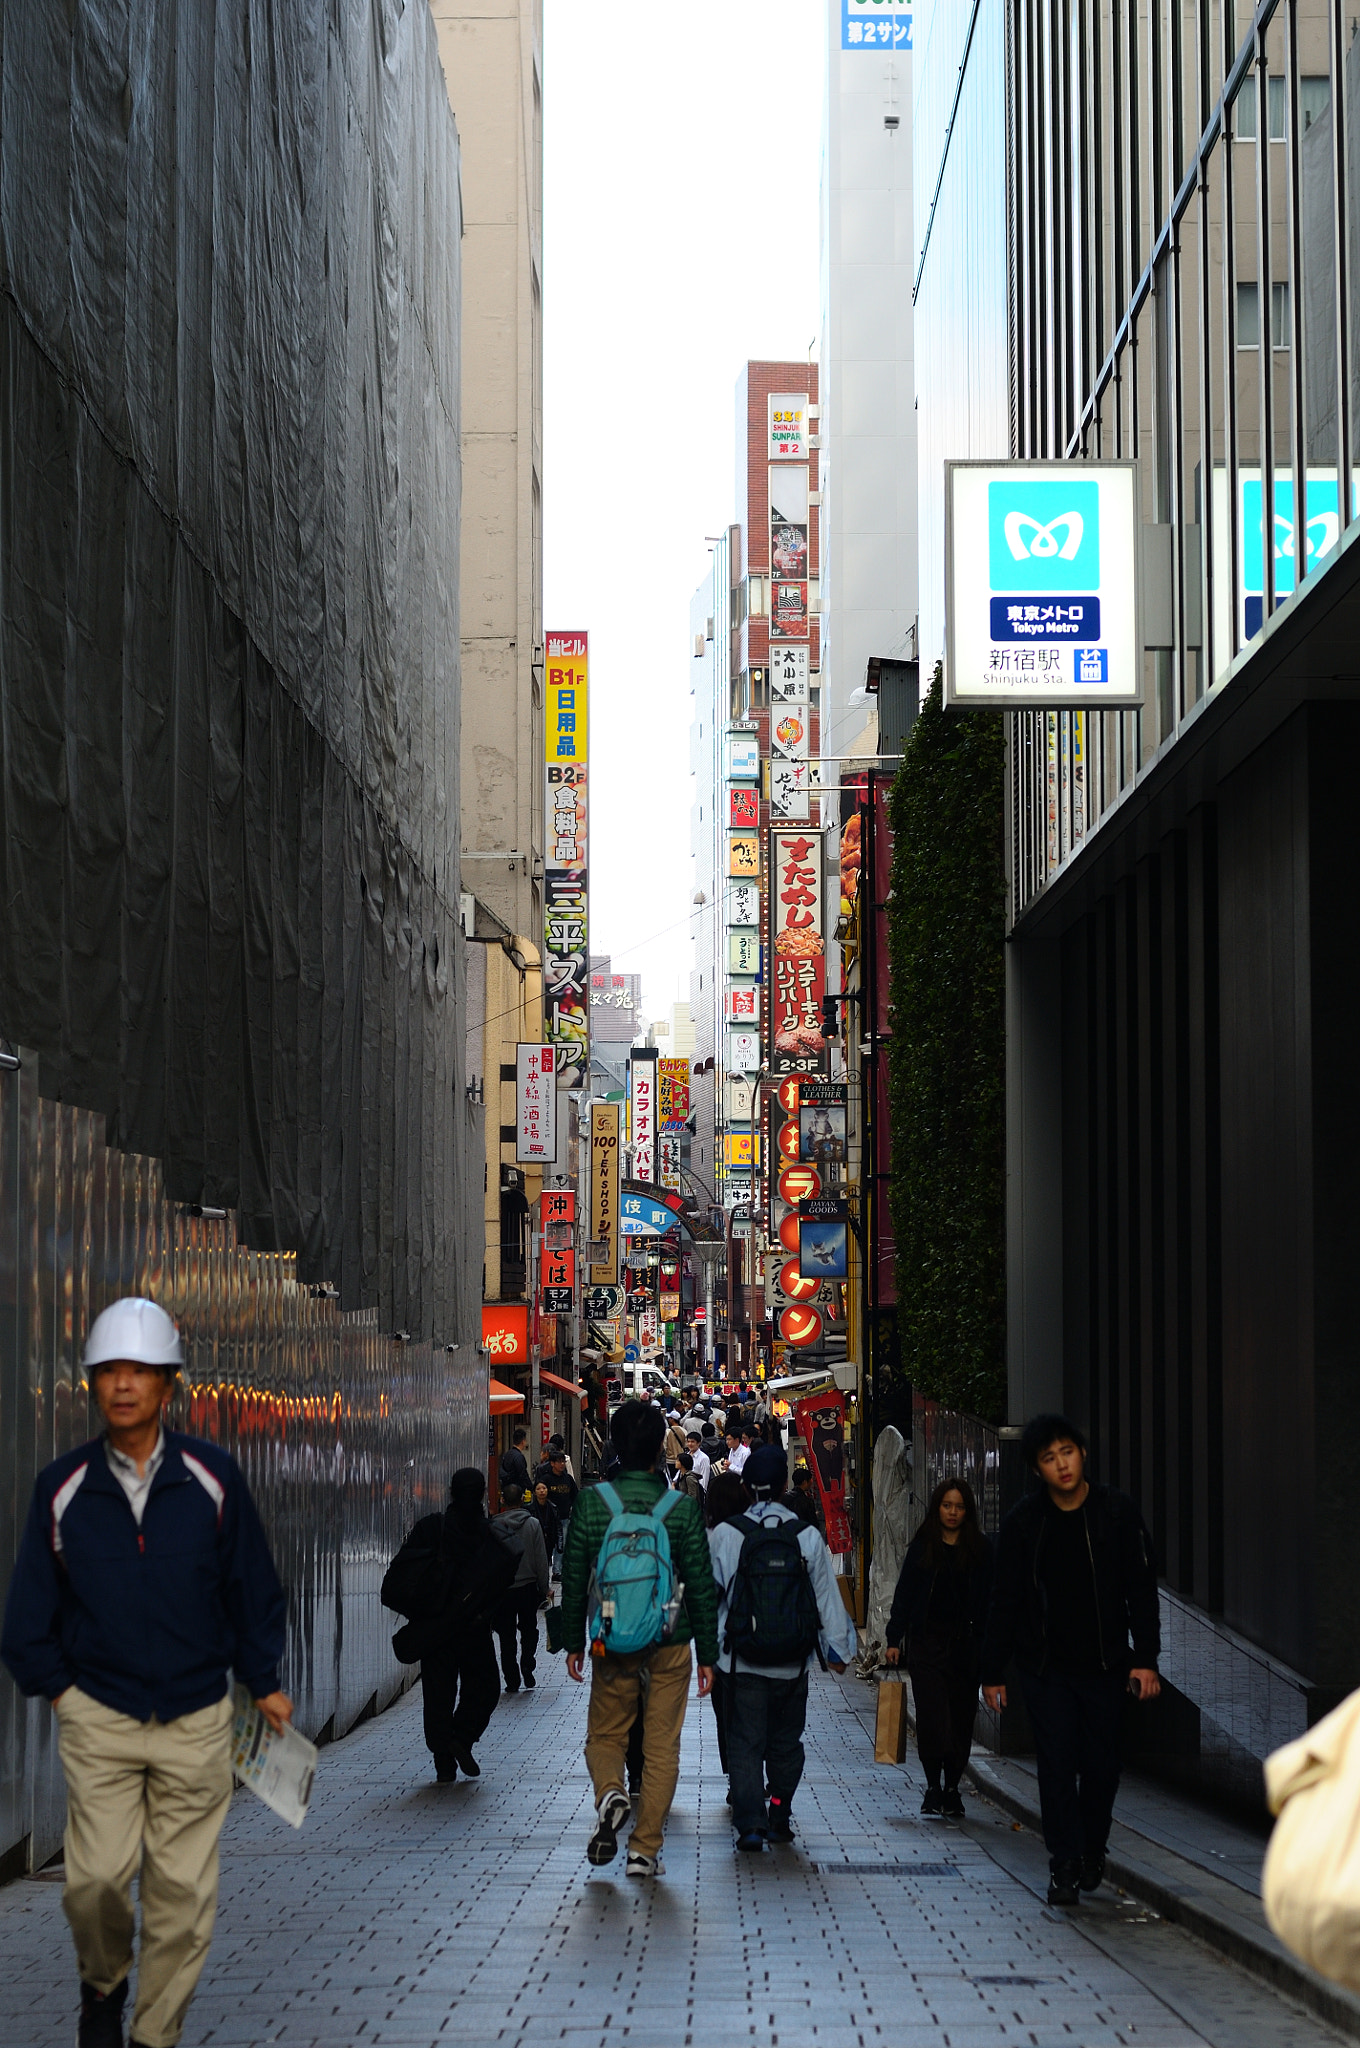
[874,1675,908,1764]
[545,1604,567,1655]
[1263,1684,1360,1992]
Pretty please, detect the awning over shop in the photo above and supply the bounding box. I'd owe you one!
[539,1370,586,1402]
[765,1371,835,1396]
[489,1378,525,1414]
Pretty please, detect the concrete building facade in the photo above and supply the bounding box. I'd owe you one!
[430,0,549,1310]
[819,2,920,767]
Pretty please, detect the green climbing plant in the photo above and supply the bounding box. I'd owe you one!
[885,667,1006,1422]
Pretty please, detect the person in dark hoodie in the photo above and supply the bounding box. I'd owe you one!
[491,1484,550,1692]
[884,1477,992,1819]
[384,1467,519,1784]
[980,1414,1161,1908]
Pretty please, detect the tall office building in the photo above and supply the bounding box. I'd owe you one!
[819,0,921,767]
[920,0,1360,1797]
[689,366,824,1373]
[430,0,548,1306]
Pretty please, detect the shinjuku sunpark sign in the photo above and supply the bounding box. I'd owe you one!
[945,462,1143,709]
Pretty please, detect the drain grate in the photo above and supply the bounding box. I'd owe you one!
[813,1860,958,1877]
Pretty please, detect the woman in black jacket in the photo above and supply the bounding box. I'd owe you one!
[885,1478,992,1818]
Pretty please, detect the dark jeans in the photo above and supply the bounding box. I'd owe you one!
[1019,1665,1126,1867]
[709,1666,731,1774]
[494,1585,540,1684]
[906,1632,979,1788]
[726,1670,809,1836]
[421,1630,500,1769]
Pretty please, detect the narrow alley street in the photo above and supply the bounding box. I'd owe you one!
[0,1667,1343,2048]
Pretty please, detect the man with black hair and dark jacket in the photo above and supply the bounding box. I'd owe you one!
[980,1413,1161,1908]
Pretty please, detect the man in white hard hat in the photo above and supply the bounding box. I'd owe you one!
[1,1297,289,2048]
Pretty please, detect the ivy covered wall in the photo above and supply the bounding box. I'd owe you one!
[885,671,1007,1422]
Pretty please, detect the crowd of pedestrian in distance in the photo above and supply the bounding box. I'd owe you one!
[385,1391,1165,1906]
[0,1296,1172,2048]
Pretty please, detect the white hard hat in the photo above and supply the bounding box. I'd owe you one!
[84,1298,184,1372]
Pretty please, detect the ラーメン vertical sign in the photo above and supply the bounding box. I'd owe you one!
[544,633,590,1087]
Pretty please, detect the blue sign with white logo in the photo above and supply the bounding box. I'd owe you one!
[1074,648,1109,685]
[842,0,912,49]
[988,480,1101,593]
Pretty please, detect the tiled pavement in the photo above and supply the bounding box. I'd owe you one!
[0,1657,1349,2048]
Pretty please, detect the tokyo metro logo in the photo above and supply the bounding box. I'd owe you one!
[989,479,1101,592]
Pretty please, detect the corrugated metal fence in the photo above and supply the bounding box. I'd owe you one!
[0,1062,486,1875]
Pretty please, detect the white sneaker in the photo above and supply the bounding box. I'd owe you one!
[626,1850,664,1877]
[587,1789,631,1866]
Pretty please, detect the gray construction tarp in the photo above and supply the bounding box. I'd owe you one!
[0,0,468,1340]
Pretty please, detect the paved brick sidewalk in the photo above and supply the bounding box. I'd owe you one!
[0,1658,1347,2047]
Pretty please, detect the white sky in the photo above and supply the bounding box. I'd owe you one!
[542,0,825,1030]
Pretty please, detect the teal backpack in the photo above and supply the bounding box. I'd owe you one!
[587,1482,685,1655]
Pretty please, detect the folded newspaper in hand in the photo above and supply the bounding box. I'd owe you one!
[231,1684,318,1829]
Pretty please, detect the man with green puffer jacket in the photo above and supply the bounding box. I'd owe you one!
[564,1401,719,1878]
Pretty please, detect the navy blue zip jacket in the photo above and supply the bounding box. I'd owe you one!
[1,1431,286,1723]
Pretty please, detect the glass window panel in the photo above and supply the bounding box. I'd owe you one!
[1235,70,1258,139]
[1178,183,1208,709]
[1271,279,1291,347]
[1269,73,1287,141]
[1300,75,1331,130]
[1237,280,1261,343]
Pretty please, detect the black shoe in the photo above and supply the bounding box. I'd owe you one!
[920,1786,943,1816]
[1079,1852,1106,1893]
[522,1671,537,1690]
[766,1797,794,1842]
[450,1740,480,1778]
[503,1678,520,1694]
[940,1785,965,1819]
[435,1764,457,1783]
[736,1830,766,1853]
[79,1980,127,2048]
[1047,1861,1082,1907]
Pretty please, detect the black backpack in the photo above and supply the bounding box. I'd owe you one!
[723,1513,821,1667]
[383,1515,520,1662]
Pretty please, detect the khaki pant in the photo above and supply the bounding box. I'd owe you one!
[583,1641,692,1858]
[55,1685,235,2048]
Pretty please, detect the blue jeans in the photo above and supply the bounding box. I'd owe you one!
[552,1513,570,1575]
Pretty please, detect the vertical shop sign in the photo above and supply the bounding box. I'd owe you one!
[769,393,809,460]
[658,1058,691,1129]
[515,1044,557,1162]
[629,1048,658,1184]
[770,645,810,702]
[658,1132,682,1192]
[770,464,810,580]
[590,1103,620,1283]
[769,828,828,1074]
[794,1389,853,1554]
[544,632,590,1088]
[771,580,810,639]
